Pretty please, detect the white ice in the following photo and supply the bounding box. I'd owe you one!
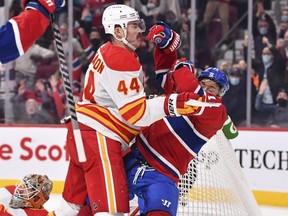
[45,194,288,216]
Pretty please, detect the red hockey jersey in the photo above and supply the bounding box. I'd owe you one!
[135,61,227,183]
[0,10,49,64]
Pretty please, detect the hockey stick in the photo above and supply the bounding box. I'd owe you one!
[130,206,140,216]
[50,14,86,162]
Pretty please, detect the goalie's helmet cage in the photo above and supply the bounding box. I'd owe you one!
[102,4,142,35]
[9,174,53,209]
[197,67,230,97]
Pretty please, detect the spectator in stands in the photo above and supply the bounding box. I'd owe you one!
[255,79,288,127]
[87,0,116,33]
[222,66,246,126]
[77,27,95,65]
[189,7,213,68]
[78,3,93,34]
[165,10,181,33]
[278,9,288,39]
[178,20,190,59]
[48,73,66,121]
[11,78,60,124]
[244,36,286,105]
[276,38,286,59]
[252,1,277,61]
[134,0,181,32]
[135,0,165,31]
[15,97,53,124]
[219,60,229,74]
[138,40,155,77]
[199,0,230,41]
[222,63,258,126]
[89,27,104,52]
[283,31,288,74]
[59,23,93,82]
[14,43,55,90]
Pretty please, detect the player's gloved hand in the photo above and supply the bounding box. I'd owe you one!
[146,21,181,54]
[172,58,195,74]
[23,0,65,18]
[164,93,202,117]
[168,59,201,94]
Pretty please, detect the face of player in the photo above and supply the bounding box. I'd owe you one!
[125,20,145,49]
[199,79,220,96]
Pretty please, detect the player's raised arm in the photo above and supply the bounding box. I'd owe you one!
[0,0,65,64]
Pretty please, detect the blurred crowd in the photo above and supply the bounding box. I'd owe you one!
[0,0,288,128]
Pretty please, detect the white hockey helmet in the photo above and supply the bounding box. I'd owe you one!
[9,174,53,209]
[102,4,145,35]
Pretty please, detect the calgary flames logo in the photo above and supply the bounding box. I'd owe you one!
[0,204,13,216]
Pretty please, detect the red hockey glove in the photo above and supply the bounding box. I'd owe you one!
[164,93,202,116]
[172,58,195,74]
[23,0,65,18]
[146,21,181,54]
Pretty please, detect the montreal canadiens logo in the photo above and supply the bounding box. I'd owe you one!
[154,34,165,44]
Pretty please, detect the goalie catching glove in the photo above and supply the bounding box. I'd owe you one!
[164,93,202,117]
[147,21,181,54]
[23,0,65,18]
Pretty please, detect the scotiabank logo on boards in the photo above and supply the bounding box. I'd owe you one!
[0,136,69,161]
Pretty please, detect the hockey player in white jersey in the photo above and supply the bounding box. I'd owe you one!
[56,4,204,216]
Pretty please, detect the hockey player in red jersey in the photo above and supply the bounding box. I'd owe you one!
[0,174,53,216]
[0,0,65,64]
[124,64,230,216]
[57,4,205,216]
[121,21,235,216]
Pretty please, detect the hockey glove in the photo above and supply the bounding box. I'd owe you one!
[23,0,65,18]
[164,93,201,117]
[172,58,195,74]
[146,21,181,54]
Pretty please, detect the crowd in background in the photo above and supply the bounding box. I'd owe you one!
[0,0,288,128]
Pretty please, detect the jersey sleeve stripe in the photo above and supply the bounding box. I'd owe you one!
[9,19,24,56]
[119,97,146,124]
[76,104,139,143]
[165,117,208,153]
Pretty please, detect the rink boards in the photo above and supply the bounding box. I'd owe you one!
[0,125,287,207]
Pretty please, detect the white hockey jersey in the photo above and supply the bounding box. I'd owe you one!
[76,42,167,147]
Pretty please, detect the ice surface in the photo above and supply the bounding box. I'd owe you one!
[45,194,288,216]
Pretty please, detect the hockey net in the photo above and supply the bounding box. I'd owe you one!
[177,130,262,216]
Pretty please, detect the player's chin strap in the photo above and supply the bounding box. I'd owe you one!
[113,30,137,51]
[122,38,137,51]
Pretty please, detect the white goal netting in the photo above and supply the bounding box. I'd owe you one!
[177,130,262,216]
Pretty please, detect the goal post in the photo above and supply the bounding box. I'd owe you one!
[177,130,263,216]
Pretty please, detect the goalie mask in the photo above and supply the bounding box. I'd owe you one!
[9,174,53,209]
[197,67,229,97]
[102,4,146,50]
